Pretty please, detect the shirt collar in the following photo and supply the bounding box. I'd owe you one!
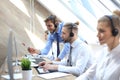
[71,38,82,48]
[107,44,120,57]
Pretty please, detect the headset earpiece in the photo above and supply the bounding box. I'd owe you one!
[69,24,74,37]
[112,28,118,36]
[105,15,118,36]
[70,32,74,37]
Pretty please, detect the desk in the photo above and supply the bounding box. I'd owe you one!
[0,68,76,80]
[0,58,76,80]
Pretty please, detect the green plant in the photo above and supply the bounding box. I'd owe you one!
[21,58,31,70]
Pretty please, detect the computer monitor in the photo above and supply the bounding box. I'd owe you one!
[7,30,14,80]
[1,29,22,80]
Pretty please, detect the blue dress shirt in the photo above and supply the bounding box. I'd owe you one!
[40,22,70,59]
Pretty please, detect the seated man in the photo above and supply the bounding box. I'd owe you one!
[38,22,93,76]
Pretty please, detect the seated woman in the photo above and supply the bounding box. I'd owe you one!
[75,11,120,80]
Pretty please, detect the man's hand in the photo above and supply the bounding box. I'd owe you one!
[38,61,58,72]
[55,58,61,61]
[38,61,46,67]
[28,47,40,54]
[43,64,58,72]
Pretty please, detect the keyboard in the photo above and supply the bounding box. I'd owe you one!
[35,67,58,74]
[33,58,45,64]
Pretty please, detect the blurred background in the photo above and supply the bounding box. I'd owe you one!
[0,0,120,68]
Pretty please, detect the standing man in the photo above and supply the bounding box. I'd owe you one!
[38,22,93,76]
[28,15,87,61]
[44,30,57,60]
[28,15,70,61]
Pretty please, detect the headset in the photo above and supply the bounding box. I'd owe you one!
[69,23,75,37]
[105,15,118,36]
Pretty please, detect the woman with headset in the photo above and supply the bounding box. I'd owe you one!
[75,11,120,80]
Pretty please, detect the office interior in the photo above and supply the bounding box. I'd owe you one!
[0,0,120,75]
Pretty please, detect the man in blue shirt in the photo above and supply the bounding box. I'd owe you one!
[28,15,86,61]
[28,15,70,61]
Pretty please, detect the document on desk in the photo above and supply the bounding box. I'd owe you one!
[1,73,35,79]
[1,73,22,79]
[37,72,71,79]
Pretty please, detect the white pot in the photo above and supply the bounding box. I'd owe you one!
[22,70,32,80]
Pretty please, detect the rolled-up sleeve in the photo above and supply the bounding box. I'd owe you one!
[58,42,70,59]
[40,35,53,55]
[58,49,89,76]
[58,43,93,77]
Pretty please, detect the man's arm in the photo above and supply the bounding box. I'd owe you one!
[57,42,70,60]
[40,34,54,55]
[57,44,93,76]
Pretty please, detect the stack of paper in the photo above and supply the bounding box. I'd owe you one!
[1,73,22,79]
[1,73,35,79]
[37,72,70,79]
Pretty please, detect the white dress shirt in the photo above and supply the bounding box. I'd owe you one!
[75,44,120,80]
[53,38,93,76]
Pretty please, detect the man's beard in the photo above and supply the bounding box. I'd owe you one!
[63,37,71,43]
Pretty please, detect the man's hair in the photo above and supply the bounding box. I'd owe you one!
[63,22,79,33]
[44,15,61,28]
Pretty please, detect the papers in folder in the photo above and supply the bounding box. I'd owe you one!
[37,72,71,79]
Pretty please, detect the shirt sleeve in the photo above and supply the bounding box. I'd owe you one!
[58,42,70,59]
[40,34,54,55]
[58,44,94,77]
[52,59,67,65]
[75,63,97,80]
